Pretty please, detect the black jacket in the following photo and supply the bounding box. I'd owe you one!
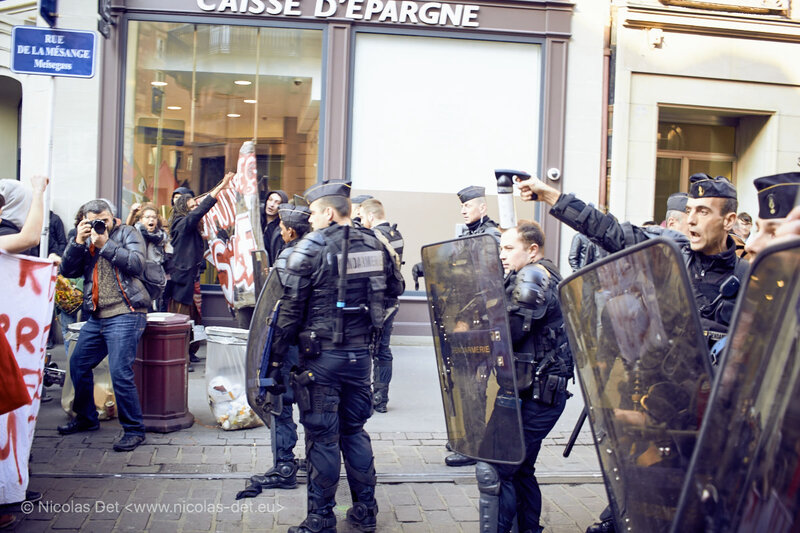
[550,193,745,326]
[460,216,501,243]
[263,217,284,266]
[272,223,405,356]
[60,222,151,313]
[170,195,217,272]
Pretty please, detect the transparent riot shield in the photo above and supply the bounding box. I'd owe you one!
[671,238,800,533]
[246,268,284,427]
[422,233,524,464]
[558,238,712,533]
[251,249,270,301]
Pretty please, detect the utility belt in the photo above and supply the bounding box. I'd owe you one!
[520,374,570,406]
[297,330,372,360]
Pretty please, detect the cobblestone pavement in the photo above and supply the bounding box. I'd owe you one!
[8,342,608,532]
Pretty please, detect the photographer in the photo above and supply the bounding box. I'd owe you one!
[58,199,151,452]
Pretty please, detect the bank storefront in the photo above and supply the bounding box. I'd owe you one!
[97,0,573,329]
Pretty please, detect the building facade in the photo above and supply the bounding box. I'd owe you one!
[2,0,798,331]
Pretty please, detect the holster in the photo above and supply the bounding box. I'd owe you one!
[290,368,315,413]
[531,374,566,406]
[298,330,321,361]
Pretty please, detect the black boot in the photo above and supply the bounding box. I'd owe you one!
[586,518,616,533]
[346,502,378,532]
[445,452,477,467]
[287,513,337,533]
[373,384,389,413]
[249,460,298,489]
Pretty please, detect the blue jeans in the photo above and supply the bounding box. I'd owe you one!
[493,390,568,532]
[300,349,375,517]
[69,313,147,436]
[59,309,79,354]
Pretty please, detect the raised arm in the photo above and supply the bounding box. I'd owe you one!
[0,175,48,254]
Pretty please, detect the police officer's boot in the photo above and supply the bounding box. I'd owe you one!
[372,361,392,413]
[249,460,298,489]
[346,501,378,532]
[287,513,337,533]
[476,462,500,533]
[445,452,477,467]
[372,384,389,413]
[586,506,616,533]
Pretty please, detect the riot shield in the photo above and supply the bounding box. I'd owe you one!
[251,250,270,300]
[246,268,284,427]
[558,238,712,533]
[422,233,524,464]
[671,238,800,533]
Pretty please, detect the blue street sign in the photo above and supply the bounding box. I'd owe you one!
[11,26,96,78]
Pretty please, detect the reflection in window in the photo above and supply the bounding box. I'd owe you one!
[122,21,323,282]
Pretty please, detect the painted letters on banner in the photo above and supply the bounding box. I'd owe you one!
[0,251,57,505]
[200,141,263,309]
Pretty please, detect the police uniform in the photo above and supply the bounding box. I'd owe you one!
[370,221,404,413]
[457,185,502,243]
[269,182,404,533]
[547,174,745,329]
[250,205,311,491]
[445,185,501,467]
[476,258,573,533]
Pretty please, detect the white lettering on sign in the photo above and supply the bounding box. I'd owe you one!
[196,0,480,27]
[14,45,92,59]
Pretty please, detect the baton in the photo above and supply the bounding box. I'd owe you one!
[563,406,588,457]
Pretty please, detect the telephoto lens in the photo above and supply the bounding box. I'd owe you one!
[90,219,107,234]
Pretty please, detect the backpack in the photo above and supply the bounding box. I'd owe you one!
[141,260,167,301]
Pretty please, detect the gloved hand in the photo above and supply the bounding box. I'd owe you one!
[412,262,424,290]
[265,363,285,395]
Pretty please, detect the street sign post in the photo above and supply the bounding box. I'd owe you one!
[10,26,96,79]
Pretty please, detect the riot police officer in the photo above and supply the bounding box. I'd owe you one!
[360,198,404,413]
[250,204,312,490]
[476,220,573,533]
[444,185,502,466]
[266,181,404,533]
[457,185,502,242]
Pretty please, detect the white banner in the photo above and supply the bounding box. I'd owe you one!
[0,250,57,504]
[200,142,263,309]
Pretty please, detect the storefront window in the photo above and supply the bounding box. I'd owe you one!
[121,21,323,281]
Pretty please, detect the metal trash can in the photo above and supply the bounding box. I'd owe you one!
[134,312,193,432]
[205,326,262,430]
[61,321,117,420]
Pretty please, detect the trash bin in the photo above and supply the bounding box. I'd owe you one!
[205,326,263,430]
[134,312,193,432]
[61,322,117,420]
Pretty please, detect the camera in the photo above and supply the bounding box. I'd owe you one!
[90,219,107,234]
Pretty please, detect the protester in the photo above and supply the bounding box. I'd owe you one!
[128,202,169,310]
[0,176,47,253]
[262,190,288,265]
[168,173,233,322]
[58,198,151,452]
